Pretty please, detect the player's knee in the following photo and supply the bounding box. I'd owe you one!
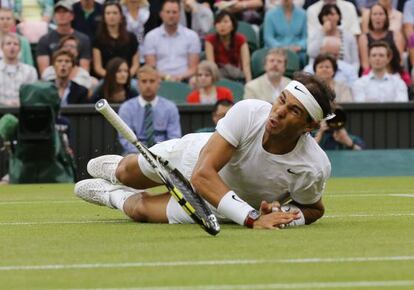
[115,154,135,185]
[128,196,151,222]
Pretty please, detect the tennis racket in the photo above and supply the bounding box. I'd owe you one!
[95,99,220,236]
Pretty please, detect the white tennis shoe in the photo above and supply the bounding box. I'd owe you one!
[74,178,137,208]
[87,154,123,184]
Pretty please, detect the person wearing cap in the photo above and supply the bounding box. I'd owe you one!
[74,72,334,230]
[36,0,91,75]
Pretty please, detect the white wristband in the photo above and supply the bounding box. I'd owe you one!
[217,191,254,225]
[281,204,305,227]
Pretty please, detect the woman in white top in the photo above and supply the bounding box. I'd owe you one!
[307,3,359,71]
[121,0,149,51]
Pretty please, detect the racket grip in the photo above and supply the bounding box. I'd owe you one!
[95,99,138,144]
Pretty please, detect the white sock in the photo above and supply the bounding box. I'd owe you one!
[109,189,136,213]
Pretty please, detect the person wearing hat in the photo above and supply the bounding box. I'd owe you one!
[36,0,91,75]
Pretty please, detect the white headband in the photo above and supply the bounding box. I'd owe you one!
[284,80,324,122]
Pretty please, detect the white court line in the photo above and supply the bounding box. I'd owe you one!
[67,280,414,290]
[390,194,414,198]
[1,255,414,271]
[1,212,414,226]
[0,220,130,226]
[0,200,78,205]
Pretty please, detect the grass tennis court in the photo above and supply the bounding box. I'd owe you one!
[1,177,413,290]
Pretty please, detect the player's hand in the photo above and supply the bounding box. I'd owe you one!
[259,200,281,215]
[253,210,301,230]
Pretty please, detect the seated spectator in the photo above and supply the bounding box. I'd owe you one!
[314,107,365,150]
[122,0,149,54]
[187,60,234,104]
[313,53,353,102]
[0,8,34,66]
[205,10,251,82]
[361,0,402,33]
[52,49,89,105]
[265,0,305,10]
[244,48,291,102]
[37,1,91,75]
[307,3,359,71]
[14,0,54,44]
[93,1,139,78]
[0,33,37,106]
[358,4,406,80]
[196,99,234,132]
[307,0,360,40]
[72,0,103,44]
[264,0,307,67]
[180,0,213,38]
[143,0,200,82]
[214,0,264,25]
[92,57,138,103]
[118,65,182,152]
[403,0,414,40]
[352,41,408,102]
[41,35,95,91]
[304,36,358,87]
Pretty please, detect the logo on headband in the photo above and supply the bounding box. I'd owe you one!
[294,85,306,95]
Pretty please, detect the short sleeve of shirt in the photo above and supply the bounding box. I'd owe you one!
[36,34,51,57]
[216,99,270,148]
[187,30,201,54]
[290,169,329,205]
[403,1,414,24]
[142,30,157,56]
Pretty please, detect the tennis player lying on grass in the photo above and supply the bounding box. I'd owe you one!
[75,72,334,229]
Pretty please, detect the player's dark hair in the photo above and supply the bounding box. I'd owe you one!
[213,99,234,114]
[313,53,338,76]
[293,72,335,121]
[318,3,342,26]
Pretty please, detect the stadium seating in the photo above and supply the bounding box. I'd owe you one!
[158,81,192,104]
[237,21,259,53]
[216,79,245,102]
[251,48,301,79]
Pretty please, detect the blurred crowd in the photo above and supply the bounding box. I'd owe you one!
[0,0,413,154]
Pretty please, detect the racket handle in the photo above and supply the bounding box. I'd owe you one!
[95,99,138,144]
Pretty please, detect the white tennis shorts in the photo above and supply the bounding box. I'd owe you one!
[137,133,218,224]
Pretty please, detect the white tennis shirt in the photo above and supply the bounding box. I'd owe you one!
[215,99,331,208]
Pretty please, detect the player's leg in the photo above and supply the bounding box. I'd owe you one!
[115,154,162,189]
[123,192,170,223]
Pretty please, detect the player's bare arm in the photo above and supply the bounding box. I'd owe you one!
[191,132,236,207]
[291,198,325,225]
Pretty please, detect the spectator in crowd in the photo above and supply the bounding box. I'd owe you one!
[143,0,200,82]
[93,1,139,78]
[358,4,407,82]
[403,0,414,80]
[196,99,234,132]
[214,0,264,25]
[307,0,361,40]
[180,0,213,38]
[92,57,138,104]
[37,1,91,75]
[72,0,103,43]
[0,8,33,66]
[42,35,95,91]
[307,3,359,71]
[121,0,149,60]
[313,53,353,102]
[0,33,37,106]
[118,65,182,153]
[52,49,89,105]
[14,0,54,44]
[304,36,358,87]
[352,41,408,102]
[187,60,234,104]
[314,107,365,150]
[265,0,305,10]
[361,0,403,33]
[244,48,291,102]
[263,0,307,67]
[205,10,251,82]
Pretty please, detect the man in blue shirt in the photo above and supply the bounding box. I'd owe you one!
[118,65,182,154]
